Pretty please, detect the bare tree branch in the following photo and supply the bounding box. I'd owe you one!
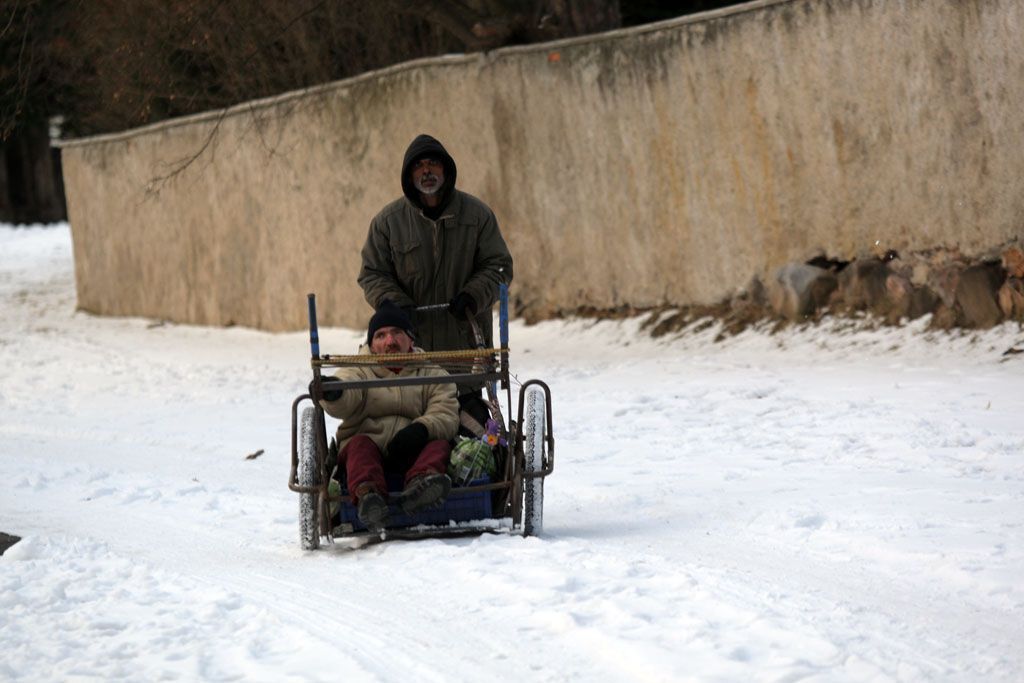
[383,0,492,50]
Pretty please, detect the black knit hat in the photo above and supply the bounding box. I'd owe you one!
[367,302,415,345]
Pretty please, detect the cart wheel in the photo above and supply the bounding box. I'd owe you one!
[522,387,546,536]
[298,406,321,550]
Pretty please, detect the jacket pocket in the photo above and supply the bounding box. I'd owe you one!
[391,240,421,280]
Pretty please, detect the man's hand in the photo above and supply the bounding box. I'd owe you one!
[309,377,344,402]
[381,298,415,317]
[387,422,429,460]
[448,292,477,320]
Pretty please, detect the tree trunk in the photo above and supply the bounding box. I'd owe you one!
[0,121,67,224]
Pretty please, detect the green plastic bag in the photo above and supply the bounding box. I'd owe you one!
[447,436,497,486]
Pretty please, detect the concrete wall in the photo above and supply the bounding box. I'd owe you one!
[59,0,1024,331]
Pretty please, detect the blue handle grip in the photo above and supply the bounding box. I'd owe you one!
[307,293,320,360]
[499,284,509,348]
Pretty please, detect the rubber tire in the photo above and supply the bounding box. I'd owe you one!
[522,387,546,536]
[298,406,320,550]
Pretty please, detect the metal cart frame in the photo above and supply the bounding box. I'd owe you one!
[288,285,554,548]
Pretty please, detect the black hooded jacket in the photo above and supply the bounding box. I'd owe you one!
[401,134,457,217]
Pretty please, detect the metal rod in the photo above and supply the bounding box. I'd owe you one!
[413,303,450,312]
[287,394,308,492]
[324,372,503,390]
[315,479,514,501]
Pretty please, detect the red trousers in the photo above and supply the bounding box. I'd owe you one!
[341,434,450,502]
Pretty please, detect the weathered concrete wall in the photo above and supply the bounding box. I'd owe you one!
[59,0,1024,331]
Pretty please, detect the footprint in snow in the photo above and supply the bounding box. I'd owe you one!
[794,513,827,530]
[729,647,753,662]
[84,486,117,500]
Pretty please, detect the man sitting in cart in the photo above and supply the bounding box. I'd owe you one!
[317,303,459,532]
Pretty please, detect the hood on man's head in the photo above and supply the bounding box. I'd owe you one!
[367,302,416,345]
[401,133,457,208]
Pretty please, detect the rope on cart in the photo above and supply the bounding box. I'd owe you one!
[314,348,508,367]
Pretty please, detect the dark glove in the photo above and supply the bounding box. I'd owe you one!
[309,377,344,402]
[387,422,429,460]
[448,292,477,320]
[381,299,414,314]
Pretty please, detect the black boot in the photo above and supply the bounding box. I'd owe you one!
[398,473,451,515]
[356,491,389,533]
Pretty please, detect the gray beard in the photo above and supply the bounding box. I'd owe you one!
[415,176,442,195]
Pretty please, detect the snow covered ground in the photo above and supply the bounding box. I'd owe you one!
[1,223,1022,682]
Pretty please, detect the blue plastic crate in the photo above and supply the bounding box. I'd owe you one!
[337,477,493,532]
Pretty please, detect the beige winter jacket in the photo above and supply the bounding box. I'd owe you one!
[318,345,459,455]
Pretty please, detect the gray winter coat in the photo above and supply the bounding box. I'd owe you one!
[358,135,513,359]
